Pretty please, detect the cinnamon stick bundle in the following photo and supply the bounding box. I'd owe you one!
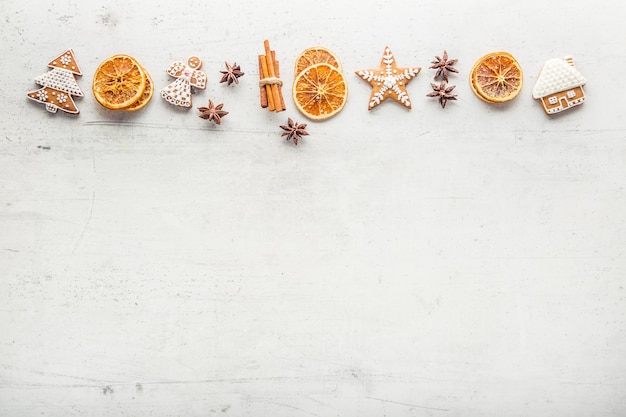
[258,40,285,112]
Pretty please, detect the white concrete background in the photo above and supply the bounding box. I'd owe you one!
[1,0,625,416]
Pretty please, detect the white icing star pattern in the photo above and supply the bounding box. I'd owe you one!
[60,54,72,66]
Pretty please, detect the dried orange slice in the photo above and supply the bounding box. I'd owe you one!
[294,47,342,75]
[292,63,347,121]
[470,52,523,103]
[125,66,153,112]
[92,54,146,110]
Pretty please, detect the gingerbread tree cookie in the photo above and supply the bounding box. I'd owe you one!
[27,49,83,114]
[355,46,421,110]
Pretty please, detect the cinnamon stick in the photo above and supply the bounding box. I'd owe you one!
[271,51,286,111]
[263,40,284,112]
[259,55,275,110]
[257,40,285,112]
[258,55,268,108]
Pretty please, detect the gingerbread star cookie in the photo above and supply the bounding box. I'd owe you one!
[355,46,421,110]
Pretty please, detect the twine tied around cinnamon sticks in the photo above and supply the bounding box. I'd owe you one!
[258,40,285,112]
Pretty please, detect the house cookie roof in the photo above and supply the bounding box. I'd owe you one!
[532,57,586,99]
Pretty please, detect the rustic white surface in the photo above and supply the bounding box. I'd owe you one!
[1,1,626,416]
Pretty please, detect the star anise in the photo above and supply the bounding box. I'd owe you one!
[426,81,457,108]
[219,62,244,86]
[280,118,308,145]
[429,50,459,82]
[198,100,229,125]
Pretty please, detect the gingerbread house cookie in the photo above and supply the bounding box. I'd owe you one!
[532,56,586,115]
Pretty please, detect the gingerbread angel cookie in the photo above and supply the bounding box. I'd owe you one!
[160,55,207,108]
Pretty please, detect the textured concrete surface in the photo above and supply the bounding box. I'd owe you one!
[1,1,625,416]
